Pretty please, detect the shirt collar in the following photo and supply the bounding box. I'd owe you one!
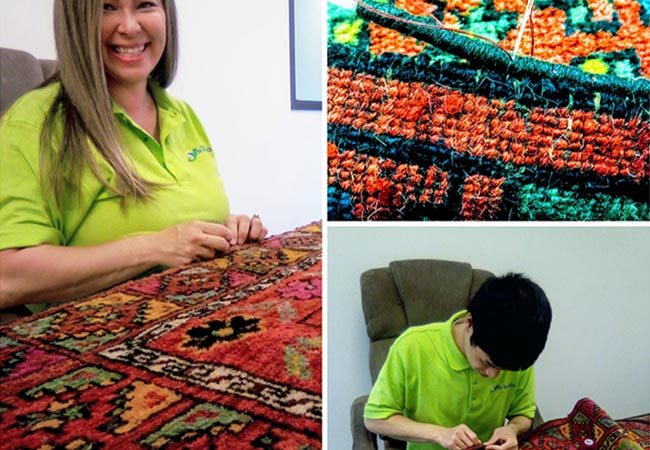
[444,309,471,371]
[111,80,185,139]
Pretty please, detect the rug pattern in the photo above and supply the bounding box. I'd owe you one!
[0,222,322,449]
[327,0,650,221]
[520,398,650,449]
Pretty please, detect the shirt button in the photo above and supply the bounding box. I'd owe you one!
[143,137,149,142]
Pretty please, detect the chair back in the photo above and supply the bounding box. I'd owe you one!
[0,47,58,113]
[360,259,493,384]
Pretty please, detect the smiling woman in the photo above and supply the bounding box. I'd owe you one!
[0,0,268,313]
[101,0,168,114]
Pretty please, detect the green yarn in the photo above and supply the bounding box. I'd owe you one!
[568,5,589,23]
[465,6,518,42]
[517,185,650,221]
[613,60,637,79]
[334,18,364,44]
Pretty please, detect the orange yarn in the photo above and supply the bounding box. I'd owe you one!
[446,0,483,15]
[395,0,437,17]
[328,142,449,220]
[328,67,650,179]
[369,22,428,56]
[461,174,506,220]
[493,0,528,14]
[587,0,615,22]
[499,0,650,75]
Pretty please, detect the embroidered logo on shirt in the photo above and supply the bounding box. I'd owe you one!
[490,383,516,393]
[187,145,213,162]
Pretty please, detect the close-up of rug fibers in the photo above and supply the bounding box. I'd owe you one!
[327,0,650,220]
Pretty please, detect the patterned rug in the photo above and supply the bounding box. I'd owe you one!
[0,222,322,449]
[327,0,650,221]
[521,398,650,449]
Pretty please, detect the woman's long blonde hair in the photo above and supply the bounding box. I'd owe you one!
[41,0,178,204]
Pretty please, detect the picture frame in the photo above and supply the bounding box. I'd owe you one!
[289,0,322,110]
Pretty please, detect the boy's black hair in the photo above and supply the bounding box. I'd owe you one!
[467,273,552,371]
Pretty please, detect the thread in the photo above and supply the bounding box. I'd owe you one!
[512,0,536,58]
[354,0,514,60]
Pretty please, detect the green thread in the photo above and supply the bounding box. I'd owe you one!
[593,92,601,111]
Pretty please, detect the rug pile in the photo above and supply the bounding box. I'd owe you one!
[521,397,649,449]
[328,0,649,220]
[0,222,322,449]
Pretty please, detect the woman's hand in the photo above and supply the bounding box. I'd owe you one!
[0,221,236,308]
[151,220,233,266]
[224,214,269,245]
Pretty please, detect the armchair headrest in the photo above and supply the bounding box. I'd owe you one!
[361,259,493,341]
[0,47,58,113]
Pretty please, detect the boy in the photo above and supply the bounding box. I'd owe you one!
[364,273,552,450]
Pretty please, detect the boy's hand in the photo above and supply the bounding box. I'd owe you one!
[438,424,482,450]
[486,425,517,449]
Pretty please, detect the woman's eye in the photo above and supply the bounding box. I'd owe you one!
[103,3,116,11]
[138,1,157,8]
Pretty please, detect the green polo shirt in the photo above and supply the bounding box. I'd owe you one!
[365,310,536,450]
[0,81,229,311]
[0,81,229,248]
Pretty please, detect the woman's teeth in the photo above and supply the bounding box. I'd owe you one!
[113,45,145,55]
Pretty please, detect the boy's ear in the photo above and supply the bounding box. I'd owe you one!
[466,313,473,330]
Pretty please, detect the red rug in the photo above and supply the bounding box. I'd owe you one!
[0,222,322,449]
[521,398,649,449]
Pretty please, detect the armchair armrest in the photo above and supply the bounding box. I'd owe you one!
[531,406,545,431]
[351,395,378,450]
[351,396,406,450]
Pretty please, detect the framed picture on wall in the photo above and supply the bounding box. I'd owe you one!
[289,0,322,110]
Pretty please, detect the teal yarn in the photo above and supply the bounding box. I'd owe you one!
[517,184,650,221]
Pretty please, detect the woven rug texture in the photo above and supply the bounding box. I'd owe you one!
[328,0,650,221]
[520,398,650,449]
[0,223,322,449]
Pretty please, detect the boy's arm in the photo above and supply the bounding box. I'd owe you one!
[365,415,482,450]
[505,415,532,435]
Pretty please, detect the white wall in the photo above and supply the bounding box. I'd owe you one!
[0,0,322,235]
[327,225,650,450]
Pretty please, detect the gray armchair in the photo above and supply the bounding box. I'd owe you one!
[0,47,57,325]
[351,259,544,450]
[0,47,58,113]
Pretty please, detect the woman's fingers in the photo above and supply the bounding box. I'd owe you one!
[224,214,268,244]
[248,215,267,241]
